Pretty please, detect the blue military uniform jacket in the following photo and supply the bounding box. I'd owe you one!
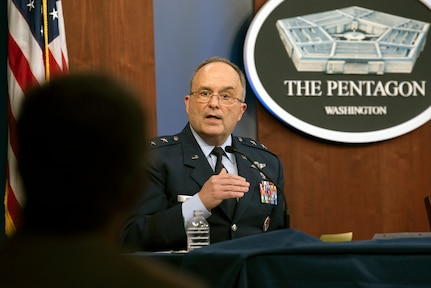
[122,124,287,251]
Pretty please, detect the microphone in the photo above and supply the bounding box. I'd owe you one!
[225,146,290,228]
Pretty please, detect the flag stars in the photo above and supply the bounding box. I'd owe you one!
[27,0,35,11]
[50,8,59,20]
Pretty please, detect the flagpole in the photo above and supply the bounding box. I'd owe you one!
[42,0,50,81]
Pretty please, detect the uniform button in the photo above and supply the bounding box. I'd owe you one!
[231,224,237,231]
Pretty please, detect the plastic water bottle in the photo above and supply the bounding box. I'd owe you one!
[186,210,210,251]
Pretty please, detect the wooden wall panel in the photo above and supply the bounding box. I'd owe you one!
[258,104,431,239]
[62,0,157,137]
[254,0,431,240]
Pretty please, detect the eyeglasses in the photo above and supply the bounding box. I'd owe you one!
[190,90,243,105]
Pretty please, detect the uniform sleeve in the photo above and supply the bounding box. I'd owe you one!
[121,149,188,252]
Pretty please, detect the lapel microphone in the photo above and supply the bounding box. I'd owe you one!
[225,146,290,228]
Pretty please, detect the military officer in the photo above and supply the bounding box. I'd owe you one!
[122,57,287,252]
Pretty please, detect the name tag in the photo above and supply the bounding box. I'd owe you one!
[259,181,277,205]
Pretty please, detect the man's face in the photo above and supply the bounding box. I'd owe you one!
[185,62,247,146]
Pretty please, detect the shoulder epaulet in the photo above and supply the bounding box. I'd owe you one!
[148,135,181,149]
[234,136,269,151]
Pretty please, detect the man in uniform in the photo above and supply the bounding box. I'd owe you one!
[122,57,288,252]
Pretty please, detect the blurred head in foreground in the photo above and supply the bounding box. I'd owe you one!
[17,73,147,239]
[3,73,208,288]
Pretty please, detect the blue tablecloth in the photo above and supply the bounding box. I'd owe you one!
[180,229,431,288]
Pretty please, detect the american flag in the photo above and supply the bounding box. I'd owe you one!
[6,0,69,236]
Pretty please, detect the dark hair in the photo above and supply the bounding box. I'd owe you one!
[17,73,147,234]
[189,56,247,100]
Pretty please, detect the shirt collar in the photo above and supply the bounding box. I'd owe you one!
[189,126,234,162]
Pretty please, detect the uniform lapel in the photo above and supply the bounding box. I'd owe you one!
[231,141,261,219]
[181,125,245,219]
[181,125,214,187]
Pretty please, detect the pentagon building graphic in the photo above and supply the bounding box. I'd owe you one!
[276,6,430,74]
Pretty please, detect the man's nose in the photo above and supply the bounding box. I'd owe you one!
[208,94,221,106]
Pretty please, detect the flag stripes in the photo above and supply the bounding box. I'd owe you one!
[5,0,68,236]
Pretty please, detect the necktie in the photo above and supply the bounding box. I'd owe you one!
[211,147,237,217]
[211,146,225,174]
